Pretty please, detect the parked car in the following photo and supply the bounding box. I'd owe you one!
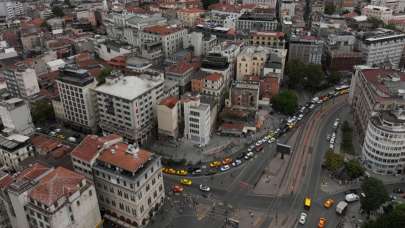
[220,165,230,172]
[172,185,184,193]
[318,217,327,228]
[209,161,221,167]
[299,212,307,225]
[180,178,192,186]
[323,199,335,208]
[232,159,242,167]
[199,184,211,192]
[345,193,359,202]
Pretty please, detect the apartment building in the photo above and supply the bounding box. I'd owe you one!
[71,134,123,180]
[236,10,278,33]
[362,110,405,175]
[0,1,23,21]
[95,40,132,62]
[371,0,404,13]
[92,144,165,227]
[140,25,187,57]
[183,32,217,57]
[0,98,34,135]
[243,0,277,8]
[230,80,260,111]
[157,97,179,138]
[94,72,164,144]
[183,96,211,146]
[249,32,286,48]
[177,8,205,27]
[0,134,33,171]
[263,48,287,81]
[236,46,270,80]
[357,29,405,68]
[202,73,226,97]
[56,66,98,133]
[165,62,194,95]
[288,35,324,65]
[26,167,102,228]
[362,5,393,23]
[3,64,40,100]
[349,66,405,140]
[279,0,296,17]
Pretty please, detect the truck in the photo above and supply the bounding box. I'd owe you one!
[336,201,348,215]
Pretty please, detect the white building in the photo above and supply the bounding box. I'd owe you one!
[94,72,164,144]
[3,64,40,100]
[358,29,405,68]
[0,134,33,171]
[279,0,296,17]
[140,25,187,57]
[157,97,179,138]
[362,110,405,175]
[183,32,217,57]
[95,40,132,61]
[0,98,34,135]
[183,96,211,146]
[0,1,23,21]
[243,0,277,8]
[26,167,102,228]
[56,66,98,133]
[236,46,271,80]
[0,41,17,60]
[92,144,165,228]
[370,0,404,13]
[362,5,393,23]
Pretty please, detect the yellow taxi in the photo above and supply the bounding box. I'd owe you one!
[166,168,176,175]
[323,199,335,208]
[180,178,192,186]
[304,197,311,210]
[176,169,188,176]
[209,161,221,167]
[318,218,327,228]
[222,158,233,165]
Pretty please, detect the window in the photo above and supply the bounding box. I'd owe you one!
[89,190,92,196]
[76,201,80,206]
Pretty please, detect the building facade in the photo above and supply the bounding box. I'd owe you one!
[0,134,33,171]
[157,97,179,138]
[0,98,34,135]
[236,12,278,33]
[229,80,260,111]
[183,97,211,146]
[3,64,40,100]
[236,46,270,80]
[288,35,324,65]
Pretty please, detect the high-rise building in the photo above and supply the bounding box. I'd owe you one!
[0,98,34,135]
[94,72,164,144]
[183,96,211,145]
[3,63,40,100]
[56,66,98,133]
[92,144,165,227]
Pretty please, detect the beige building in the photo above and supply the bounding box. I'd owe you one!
[249,32,286,48]
[177,8,205,27]
[157,97,179,138]
[140,25,187,57]
[92,144,165,227]
[236,46,270,80]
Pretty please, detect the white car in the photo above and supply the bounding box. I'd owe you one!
[329,144,334,149]
[309,104,315,109]
[299,212,307,225]
[55,128,62,133]
[232,159,242,167]
[220,165,230,172]
[298,114,304,120]
[199,184,211,192]
[345,193,360,202]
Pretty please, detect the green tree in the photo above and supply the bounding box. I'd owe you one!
[324,150,344,172]
[51,6,64,17]
[303,64,324,92]
[31,100,55,124]
[341,121,354,154]
[286,59,324,92]
[324,4,336,15]
[367,17,384,29]
[327,71,341,85]
[271,90,298,115]
[360,177,390,214]
[202,0,219,9]
[97,67,112,85]
[345,160,364,179]
[363,204,405,228]
[384,23,397,30]
[286,59,305,89]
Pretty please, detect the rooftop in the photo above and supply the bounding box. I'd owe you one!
[143,25,184,36]
[166,62,194,75]
[178,8,205,14]
[205,73,222,81]
[29,167,85,206]
[58,65,94,87]
[97,143,152,173]
[71,134,122,162]
[159,96,178,109]
[94,75,163,100]
[360,68,405,98]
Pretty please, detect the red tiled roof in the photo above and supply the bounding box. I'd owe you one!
[144,25,183,35]
[98,143,151,173]
[29,167,85,206]
[16,163,50,181]
[159,96,178,108]
[178,8,205,14]
[251,31,284,38]
[361,69,405,96]
[166,61,193,75]
[205,73,222,81]
[126,6,148,14]
[30,18,45,27]
[71,134,122,162]
[0,175,13,189]
[208,3,241,13]
[31,135,61,154]
[221,123,244,130]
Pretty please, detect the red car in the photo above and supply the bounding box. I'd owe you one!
[172,185,184,193]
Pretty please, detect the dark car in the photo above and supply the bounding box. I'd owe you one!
[237,153,245,160]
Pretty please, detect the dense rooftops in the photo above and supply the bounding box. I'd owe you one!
[58,65,94,87]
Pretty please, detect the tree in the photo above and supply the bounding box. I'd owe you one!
[51,6,64,17]
[303,64,325,92]
[286,59,324,92]
[360,177,390,214]
[271,90,298,115]
[341,121,354,154]
[31,100,55,124]
[324,4,336,15]
[286,59,305,89]
[324,150,344,172]
[367,17,384,29]
[363,204,405,228]
[345,160,364,179]
[384,23,397,30]
[202,0,219,10]
[97,67,112,85]
[327,71,341,85]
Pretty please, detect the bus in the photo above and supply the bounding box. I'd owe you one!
[304,197,311,210]
[335,85,349,92]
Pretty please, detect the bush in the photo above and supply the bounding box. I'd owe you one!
[271,90,298,115]
[345,160,364,179]
[324,150,344,172]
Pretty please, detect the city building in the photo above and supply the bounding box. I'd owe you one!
[0,1,23,21]
[56,66,98,133]
[207,3,242,29]
[177,8,205,27]
[20,26,44,52]
[242,0,277,8]
[201,53,232,86]
[279,0,296,17]
[140,25,187,57]
[71,134,123,180]
[362,5,393,23]
[349,66,405,140]
[94,72,164,144]
[183,32,217,57]
[51,98,66,122]
[229,80,260,111]
[362,110,405,175]
[236,10,278,33]
[26,167,102,228]
[263,48,287,81]
[249,32,285,48]
[183,96,211,145]
[324,33,362,71]
[3,64,40,100]
[236,46,270,80]
[202,73,226,97]
[92,144,165,227]
[95,40,132,62]
[0,41,17,60]
[357,29,405,68]
[157,97,179,138]
[0,134,33,171]
[0,98,34,135]
[288,35,324,65]
[371,0,404,13]
[165,62,194,94]
[0,170,12,228]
